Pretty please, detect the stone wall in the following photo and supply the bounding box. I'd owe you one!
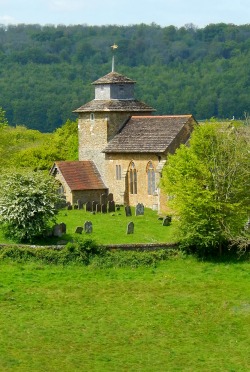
[105,153,165,210]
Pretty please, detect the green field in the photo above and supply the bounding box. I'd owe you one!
[0,257,249,371]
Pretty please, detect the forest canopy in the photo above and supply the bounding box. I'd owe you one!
[0,23,250,132]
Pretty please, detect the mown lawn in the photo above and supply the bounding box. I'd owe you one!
[61,207,180,244]
[0,257,249,371]
[56,207,178,245]
[0,207,178,245]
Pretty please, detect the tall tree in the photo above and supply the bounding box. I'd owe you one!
[162,122,250,255]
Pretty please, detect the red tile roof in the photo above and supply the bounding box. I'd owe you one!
[52,161,107,191]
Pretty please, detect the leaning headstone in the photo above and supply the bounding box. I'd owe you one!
[101,204,107,213]
[96,203,101,213]
[59,222,66,234]
[53,224,63,237]
[108,200,115,213]
[67,205,72,210]
[125,205,132,217]
[77,199,83,210]
[75,226,83,234]
[85,201,92,212]
[107,193,114,202]
[135,203,144,216]
[162,216,172,226]
[100,193,108,205]
[126,221,134,234]
[84,221,93,234]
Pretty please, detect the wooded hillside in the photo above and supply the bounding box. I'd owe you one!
[0,23,249,132]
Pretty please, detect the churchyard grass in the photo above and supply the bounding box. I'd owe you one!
[55,206,178,245]
[0,207,177,245]
[0,257,249,371]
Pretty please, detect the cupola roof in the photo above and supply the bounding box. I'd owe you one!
[92,71,136,85]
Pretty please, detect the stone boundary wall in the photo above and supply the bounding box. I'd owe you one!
[0,242,178,251]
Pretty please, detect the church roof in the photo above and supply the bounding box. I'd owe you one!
[92,71,136,85]
[103,115,196,154]
[51,161,107,191]
[73,99,155,113]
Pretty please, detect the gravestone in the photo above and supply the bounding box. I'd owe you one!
[108,200,115,213]
[125,205,132,217]
[74,204,78,210]
[126,221,134,234]
[96,203,101,213]
[75,226,83,234]
[59,222,66,234]
[77,199,83,210]
[135,203,144,216]
[100,193,108,205]
[101,204,107,213]
[53,224,64,237]
[84,221,93,234]
[162,216,172,226]
[107,193,113,202]
[67,205,72,210]
[92,201,98,212]
[85,201,92,212]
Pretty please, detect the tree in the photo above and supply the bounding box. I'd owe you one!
[0,107,8,128]
[161,122,250,255]
[0,171,62,242]
[14,119,78,171]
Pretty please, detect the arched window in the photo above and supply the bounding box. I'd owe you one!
[90,113,95,121]
[147,161,156,195]
[129,162,137,194]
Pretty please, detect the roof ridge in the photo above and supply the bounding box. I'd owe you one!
[131,115,193,119]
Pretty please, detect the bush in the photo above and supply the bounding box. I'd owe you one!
[0,241,180,267]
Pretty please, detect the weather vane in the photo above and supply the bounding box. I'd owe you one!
[111,43,118,72]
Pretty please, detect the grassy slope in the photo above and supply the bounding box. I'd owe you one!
[0,207,178,245]
[0,258,249,371]
[56,207,178,245]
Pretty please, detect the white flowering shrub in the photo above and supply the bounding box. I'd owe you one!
[0,172,61,242]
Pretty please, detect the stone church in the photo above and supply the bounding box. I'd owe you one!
[51,66,197,212]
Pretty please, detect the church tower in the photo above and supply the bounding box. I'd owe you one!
[73,67,154,185]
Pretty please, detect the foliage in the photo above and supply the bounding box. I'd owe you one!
[0,120,78,171]
[162,122,250,254]
[14,119,78,170]
[0,23,250,131]
[0,106,8,128]
[0,171,62,242]
[0,125,49,171]
[0,242,177,267]
[0,259,249,370]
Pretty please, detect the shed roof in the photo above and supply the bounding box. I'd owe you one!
[51,161,107,191]
[92,71,136,85]
[103,115,196,153]
[73,99,155,113]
